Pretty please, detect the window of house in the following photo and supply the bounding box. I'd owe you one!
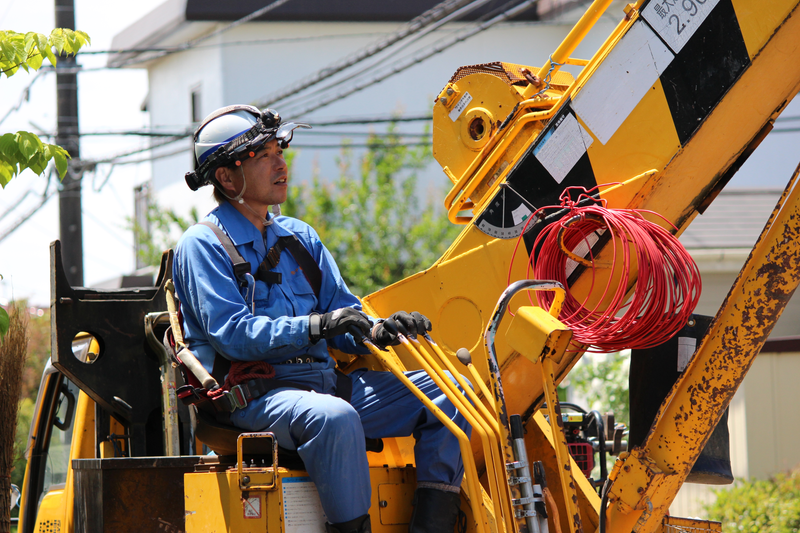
[191,88,202,124]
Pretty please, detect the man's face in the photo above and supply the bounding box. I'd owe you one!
[235,139,289,207]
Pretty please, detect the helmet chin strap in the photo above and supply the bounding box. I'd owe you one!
[216,166,274,227]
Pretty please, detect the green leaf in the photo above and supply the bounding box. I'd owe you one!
[52,146,69,179]
[0,307,8,338]
[23,32,36,50]
[0,133,19,159]
[27,51,42,70]
[75,30,91,46]
[16,131,41,162]
[34,33,50,62]
[28,151,46,174]
[50,29,65,54]
[0,39,17,64]
[42,44,57,67]
[8,35,26,64]
[65,33,79,54]
[0,161,14,188]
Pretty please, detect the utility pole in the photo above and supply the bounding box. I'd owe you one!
[55,0,84,286]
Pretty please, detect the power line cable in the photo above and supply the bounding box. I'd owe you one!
[79,136,190,168]
[116,0,295,68]
[31,113,434,139]
[0,171,57,244]
[78,32,389,55]
[284,0,537,117]
[291,141,432,149]
[0,189,34,222]
[0,71,46,127]
[253,0,482,109]
[34,128,428,139]
[274,0,495,111]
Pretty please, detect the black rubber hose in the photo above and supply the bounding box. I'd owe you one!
[589,410,608,484]
[599,478,610,533]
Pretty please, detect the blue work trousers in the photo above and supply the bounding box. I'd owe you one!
[230,368,471,524]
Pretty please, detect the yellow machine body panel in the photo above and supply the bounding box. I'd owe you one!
[184,467,422,533]
[363,0,800,428]
[360,0,800,529]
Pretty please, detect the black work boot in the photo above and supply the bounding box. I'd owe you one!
[326,514,371,533]
[408,488,461,533]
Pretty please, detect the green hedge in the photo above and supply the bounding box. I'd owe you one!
[705,468,800,533]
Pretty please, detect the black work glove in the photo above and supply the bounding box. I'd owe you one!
[372,311,433,347]
[388,311,433,338]
[372,318,401,347]
[309,308,371,343]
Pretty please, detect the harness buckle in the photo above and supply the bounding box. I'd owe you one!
[228,384,249,412]
[213,384,249,413]
[233,262,252,286]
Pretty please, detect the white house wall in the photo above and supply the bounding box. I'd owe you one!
[145,17,622,212]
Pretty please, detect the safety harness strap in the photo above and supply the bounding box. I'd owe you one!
[183,220,344,419]
[199,221,251,286]
[199,221,322,298]
[180,370,352,417]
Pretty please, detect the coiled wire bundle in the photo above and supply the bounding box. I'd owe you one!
[516,187,701,352]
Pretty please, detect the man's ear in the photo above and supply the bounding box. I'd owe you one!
[215,166,237,196]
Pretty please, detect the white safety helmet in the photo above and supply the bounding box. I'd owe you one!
[185,105,310,191]
[194,109,259,166]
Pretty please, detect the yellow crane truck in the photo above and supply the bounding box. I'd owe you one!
[16,0,800,532]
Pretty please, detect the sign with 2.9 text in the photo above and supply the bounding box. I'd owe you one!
[641,0,720,53]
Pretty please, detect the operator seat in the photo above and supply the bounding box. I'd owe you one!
[192,402,383,466]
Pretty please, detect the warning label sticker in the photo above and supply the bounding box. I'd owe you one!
[448,92,473,122]
[244,495,262,519]
[283,477,327,533]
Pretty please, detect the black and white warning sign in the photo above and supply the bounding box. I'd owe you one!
[641,0,721,54]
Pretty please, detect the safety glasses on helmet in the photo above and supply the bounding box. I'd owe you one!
[185,106,310,191]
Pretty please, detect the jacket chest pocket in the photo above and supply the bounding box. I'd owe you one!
[285,272,318,316]
[252,272,317,318]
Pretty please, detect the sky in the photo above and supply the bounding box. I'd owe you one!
[2,0,799,308]
[1,0,164,307]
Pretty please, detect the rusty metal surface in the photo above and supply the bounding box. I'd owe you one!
[540,357,583,533]
[606,162,800,533]
[72,457,201,533]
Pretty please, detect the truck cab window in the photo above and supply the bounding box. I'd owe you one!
[42,379,78,494]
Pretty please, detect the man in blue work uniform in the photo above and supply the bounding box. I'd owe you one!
[174,105,470,533]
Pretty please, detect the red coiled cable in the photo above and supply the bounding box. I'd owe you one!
[509,186,701,352]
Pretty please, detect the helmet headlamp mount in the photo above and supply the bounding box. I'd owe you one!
[185,105,310,191]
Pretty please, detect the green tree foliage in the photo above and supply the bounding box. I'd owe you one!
[0,29,91,188]
[283,128,459,296]
[130,198,200,268]
[567,350,630,426]
[705,468,800,533]
[133,129,459,296]
[0,29,89,77]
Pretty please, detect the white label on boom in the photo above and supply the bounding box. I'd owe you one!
[449,92,473,122]
[641,0,721,54]
[572,21,674,145]
[534,110,594,183]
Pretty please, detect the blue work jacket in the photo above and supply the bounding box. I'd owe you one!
[173,202,369,393]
